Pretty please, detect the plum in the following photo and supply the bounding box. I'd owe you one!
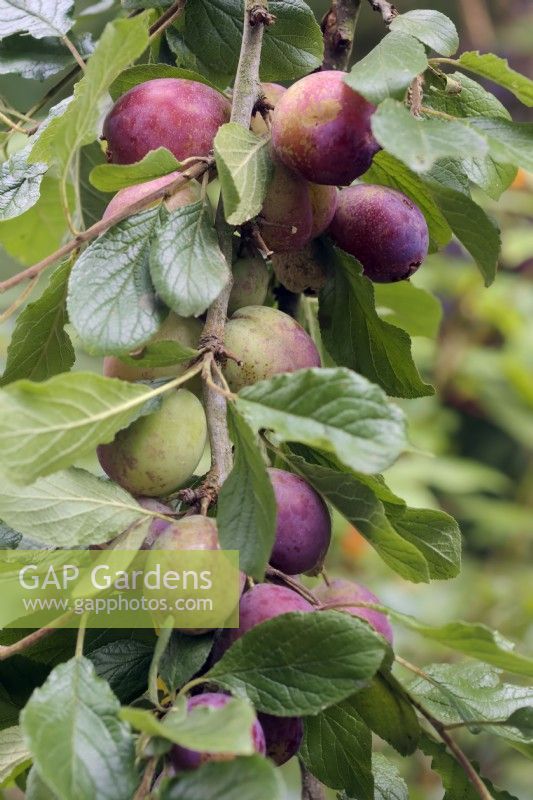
[328,184,429,283]
[97,389,207,496]
[171,693,265,770]
[271,241,328,293]
[251,82,286,136]
[258,713,304,765]
[216,583,314,655]
[137,497,174,548]
[103,78,231,164]
[103,312,202,383]
[271,71,379,185]
[227,256,270,315]
[268,468,331,576]
[258,159,313,252]
[308,183,338,239]
[102,170,200,222]
[223,306,321,391]
[153,515,219,551]
[314,579,393,643]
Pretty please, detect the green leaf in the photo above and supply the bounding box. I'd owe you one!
[0,0,73,39]
[371,753,409,800]
[286,453,460,583]
[237,367,406,476]
[0,372,159,482]
[116,340,198,369]
[21,657,137,800]
[0,521,22,549]
[159,632,214,693]
[389,611,533,678]
[121,696,257,754]
[507,708,533,739]
[374,281,442,338]
[79,142,108,228]
[89,147,182,193]
[390,10,459,56]
[301,698,373,799]
[217,405,276,580]
[26,767,58,800]
[29,13,150,177]
[109,64,220,101]
[1,260,74,386]
[150,200,230,317]
[214,124,274,226]
[68,207,166,356]
[345,32,427,105]
[183,0,323,82]
[0,468,150,547]
[351,672,420,756]
[0,35,74,80]
[0,726,31,787]
[428,183,500,286]
[371,99,488,174]
[407,662,533,750]
[0,148,47,222]
[88,640,154,704]
[458,51,533,107]
[362,150,452,251]
[319,248,433,399]
[469,118,533,173]
[207,611,387,715]
[420,734,519,800]
[165,27,230,90]
[161,755,283,800]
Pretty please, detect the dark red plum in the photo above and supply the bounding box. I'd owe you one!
[271,71,379,185]
[268,469,331,576]
[170,693,265,770]
[103,78,231,164]
[328,185,430,283]
[258,713,304,765]
[314,579,393,643]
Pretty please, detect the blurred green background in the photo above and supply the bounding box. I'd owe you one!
[1,1,532,797]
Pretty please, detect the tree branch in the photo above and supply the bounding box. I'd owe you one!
[367,0,398,24]
[321,0,362,71]
[299,760,326,800]
[199,0,272,492]
[0,159,212,294]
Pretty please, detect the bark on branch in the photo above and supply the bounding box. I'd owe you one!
[321,0,362,71]
[367,0,398,24]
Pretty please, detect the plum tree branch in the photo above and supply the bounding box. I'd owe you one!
[367,0,398,24]
[321,0,362,71]
[199,0,272,492]
[299,759,326,800]
[0,159,212,294]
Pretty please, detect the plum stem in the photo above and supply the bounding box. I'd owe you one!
[321,0,363,71]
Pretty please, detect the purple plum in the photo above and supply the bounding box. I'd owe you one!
[258,713,304,765]
[314,579,393,643]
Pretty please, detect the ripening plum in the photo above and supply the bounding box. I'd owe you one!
[137,497,174,548]
[97,389,207,496]
[152,514,219,551]
[328,185,430,283]
[251,82,286,136]
[271,241,328,294]
[170,693,265,770]
[314,579,393,643]
[103,78,231,164]
[258,159,313,252]
[258,713,304,765]
[227,256,270,315]
[271,71,379,185]
[216,583,314,655]
[268,469,331,576]
[308,183,338,239]
[103,312,202,383]
[223,306,321,391]
[102,170,200,222]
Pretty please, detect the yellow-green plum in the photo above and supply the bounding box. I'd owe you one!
[103,78,231,164]
[227,256,270,315]
[103,312,202,383]
[223,306,321,391]
[251,82,286,136]
[328,185,429,282]
[308,183,338,239]
[153,514,219,551]
[258,159,313,252]
[271,241,328,293]
[97,389,207,496]
[271,71,379,185]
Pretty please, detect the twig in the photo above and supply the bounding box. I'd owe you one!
[0,277,39,324]
[0,109,28,134]
[299,760,326,800]
[408,74,424,116]
[367,0,398,24]
[0,159,212,294]
[132,758,157,800]
[265,566,320,606]
[148,0,187,41]
[61,35,86,71]
[321,0,362,71]
[0,626,56,660]
[75,614,89,658]
[198,0,272,498]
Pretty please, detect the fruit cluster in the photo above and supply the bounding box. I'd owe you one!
[96,71,407,774]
